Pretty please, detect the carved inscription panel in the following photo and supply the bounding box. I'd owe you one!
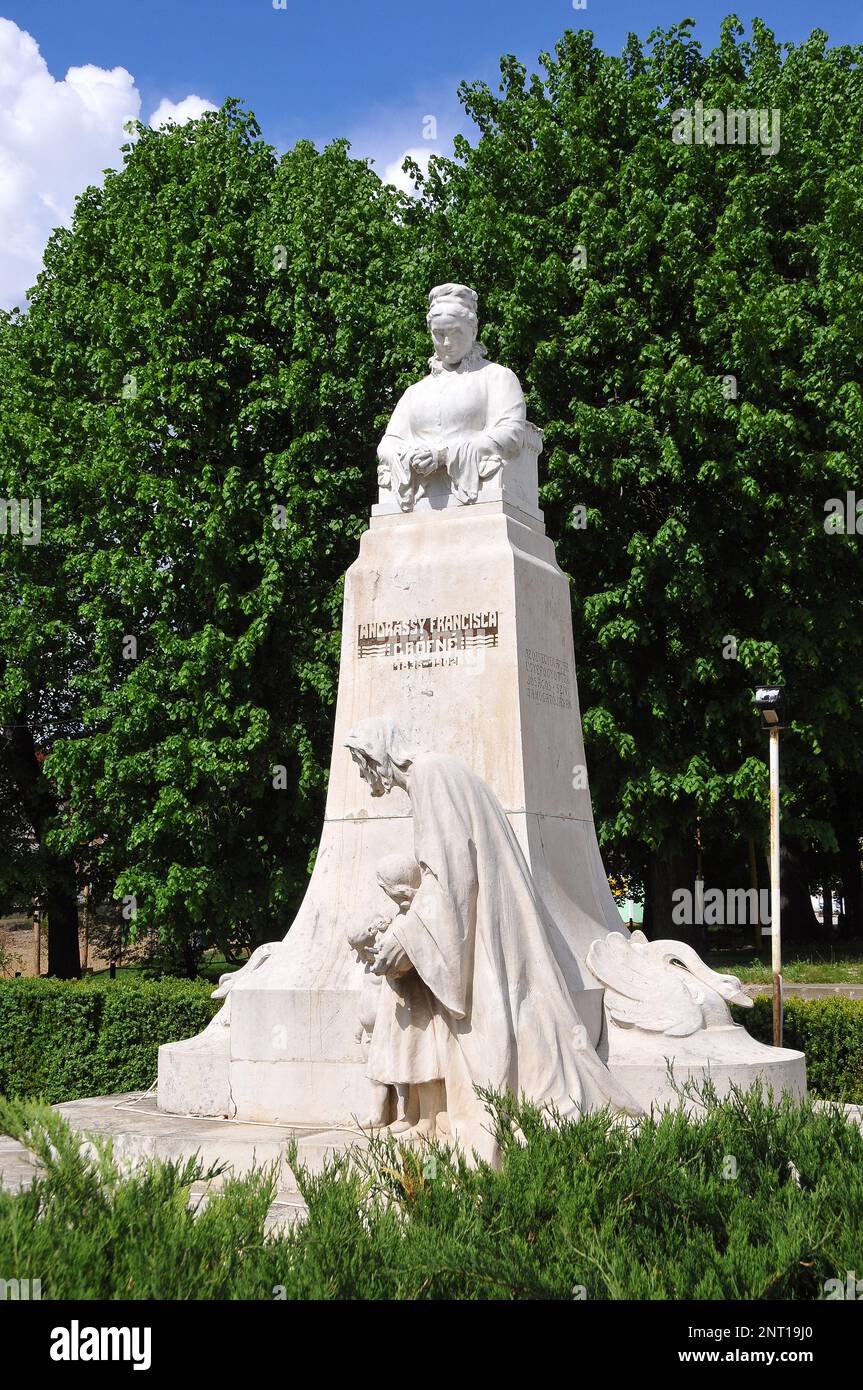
[358,611,499,672]
[524,648,572,709]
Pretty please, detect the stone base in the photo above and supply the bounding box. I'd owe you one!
[158,493,630,1128]
[158,1028,233,1118]
[603,1025,807,1112]
[159,988,607,1127]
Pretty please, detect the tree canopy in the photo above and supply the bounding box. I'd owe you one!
[2,18,861,972]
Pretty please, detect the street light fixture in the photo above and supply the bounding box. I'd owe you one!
[754,684,786,1046]
[754,684,786,730]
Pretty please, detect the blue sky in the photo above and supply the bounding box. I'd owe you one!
[0,1,860,307]
[5,0,861,157]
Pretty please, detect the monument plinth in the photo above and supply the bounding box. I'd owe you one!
[159,282,805,1145]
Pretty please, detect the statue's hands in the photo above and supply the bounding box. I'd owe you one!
[410,446,437,477]
[372,932,411,977]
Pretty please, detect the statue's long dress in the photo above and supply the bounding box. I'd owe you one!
[367,959,443,1085]
[389,753,641,1163]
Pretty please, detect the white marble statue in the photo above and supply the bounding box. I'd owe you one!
[586,931,752,1035]
[346,907,409,1131]
[344,716,642,1163]
[157,280,806,1132]
[585,929,805,1106]
[376,283,526,511]
[348,853,448,1137]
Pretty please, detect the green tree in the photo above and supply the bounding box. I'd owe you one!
[415,16,863,935]
[0,103,425,975]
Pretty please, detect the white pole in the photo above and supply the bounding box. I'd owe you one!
[769,726,782,1046]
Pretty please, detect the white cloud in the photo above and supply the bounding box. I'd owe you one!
[149,94,217,129]
[338,94,468,198]
[0,19,215,311]
[383,145,434,196]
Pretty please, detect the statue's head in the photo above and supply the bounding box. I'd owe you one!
[376,852,422,907]
[426,283,479,369]
[344,717,417,797]
[346,918,381,958]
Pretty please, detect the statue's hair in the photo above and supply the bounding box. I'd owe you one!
[376,853,422,899]
[426,282,478,330]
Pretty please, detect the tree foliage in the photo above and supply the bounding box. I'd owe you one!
[2,19,862,968]
[0,103,425,969]
[414,16,863,928]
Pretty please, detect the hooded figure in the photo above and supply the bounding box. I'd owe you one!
[344,717,640,1163]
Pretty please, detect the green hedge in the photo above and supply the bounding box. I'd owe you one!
[739,994,863,1104]
[1,979,861,1109]
[0,976,218,1103]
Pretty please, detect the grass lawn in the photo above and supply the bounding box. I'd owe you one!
[89,945,863,987]
[706,944,863,983]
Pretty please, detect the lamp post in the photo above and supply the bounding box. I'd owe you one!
[754,685,787,1046]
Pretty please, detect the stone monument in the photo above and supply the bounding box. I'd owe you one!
[158,282,805,1153]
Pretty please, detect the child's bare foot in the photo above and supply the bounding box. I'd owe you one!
[385,1117,413,1135]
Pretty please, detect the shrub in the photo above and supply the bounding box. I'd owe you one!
[1,979,861,1109]
[0,976,218,1103]
[2,1085,862,1299]
[739,995,863,1104]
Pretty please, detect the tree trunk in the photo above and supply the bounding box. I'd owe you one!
[46,863,82,978]
[2,718,81,978]
[644,839,704,951]
[830,772,863,940]
[182,936,200,980]
[778,839,819,947]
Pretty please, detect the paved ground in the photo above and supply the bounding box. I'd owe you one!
[743,983,863,999]
[0,1093,384,1229]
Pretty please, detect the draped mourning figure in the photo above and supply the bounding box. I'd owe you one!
[344,717,641,1164]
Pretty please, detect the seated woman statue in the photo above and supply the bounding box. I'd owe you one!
[376,283,526,512]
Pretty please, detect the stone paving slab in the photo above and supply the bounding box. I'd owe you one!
[0,1093,381,1224]
[0,1133,38,1194]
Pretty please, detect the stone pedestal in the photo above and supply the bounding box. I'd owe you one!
[599,1025,808,1112]
[159,409,806,1127]
[159,428,621,1123]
